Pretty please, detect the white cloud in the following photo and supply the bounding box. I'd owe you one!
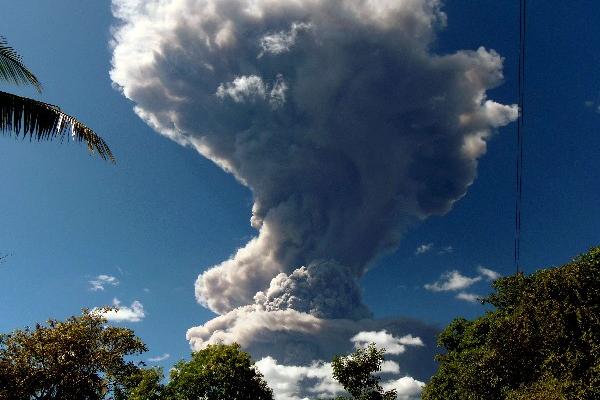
[256,332,425,400]
[426,266,500,302]
[216,75,267,103]
[256,356,341,400]
[382,376,425,400]
[351,330,424,355]
[96,298,145,322]
[415,243,453,255]
[148,353,170,362]
[258,355,424,400]
[259,22,312,56]
[186,307,438,380]
[424,270,481,292]
[216,74,288,108]
[88,274,119,291]
[456,292,481,303]
[415,243,434,255]
[477,266,501,281]
[380,360,401,374]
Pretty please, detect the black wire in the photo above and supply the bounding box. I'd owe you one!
[514,0,521,273]
[514,0,526,274]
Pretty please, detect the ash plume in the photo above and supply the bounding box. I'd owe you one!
[111,0,517,386]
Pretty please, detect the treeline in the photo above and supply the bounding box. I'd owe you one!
[2,246,599,399]
[0,309,274,399]
[423,246,600,400]
[0,310,395,399]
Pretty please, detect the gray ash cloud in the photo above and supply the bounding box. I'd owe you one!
[111,0,516,383]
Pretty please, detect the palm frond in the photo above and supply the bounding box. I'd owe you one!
[0,90,115,162]
[0,37,42,92]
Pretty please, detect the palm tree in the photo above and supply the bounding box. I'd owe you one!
[0,36,114,162]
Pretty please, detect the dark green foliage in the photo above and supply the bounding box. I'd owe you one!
[0,36,114,162]
[167,343,274,400]
[331,343,397,400]
[124,367,165,400]
[0,91,115,161]
[0,309,148,400]
[0,36,41,92]
[422,246,600,400]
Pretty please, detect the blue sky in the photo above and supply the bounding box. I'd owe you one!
[1,0,599,391]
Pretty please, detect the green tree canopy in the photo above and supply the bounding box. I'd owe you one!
[422,246,600,400]
[123,367,165,400]
[331,343,397,400]
[167,343,273,400]
[0,308,147,400]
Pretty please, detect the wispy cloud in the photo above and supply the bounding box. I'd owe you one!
[426,266,501,302]
[415,243,434,255]
[415,243,453,256]
[438,245,454,255]
[148,353,170,362]
[424,271,481,292]
[351,330,424,355]
[89,275,119,291]
[95,298,145,322]
[456,292,481,303]
[477,266,501,281]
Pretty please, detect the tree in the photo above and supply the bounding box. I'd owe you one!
[331,343,397,400]
[0,308,147,399]
[422,246,600,400]
[166,343,273,400]
[0,36,114,161]
[123,367,165,400]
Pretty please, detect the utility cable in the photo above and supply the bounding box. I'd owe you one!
[514,0,527,274]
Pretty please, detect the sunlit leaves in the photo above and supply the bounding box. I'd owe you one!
[167,343,274,400]
[0,309,147,400]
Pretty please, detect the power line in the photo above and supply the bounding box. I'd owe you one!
[514,0,527,274]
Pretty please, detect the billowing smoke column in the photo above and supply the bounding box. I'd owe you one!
[111,0,516,392]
